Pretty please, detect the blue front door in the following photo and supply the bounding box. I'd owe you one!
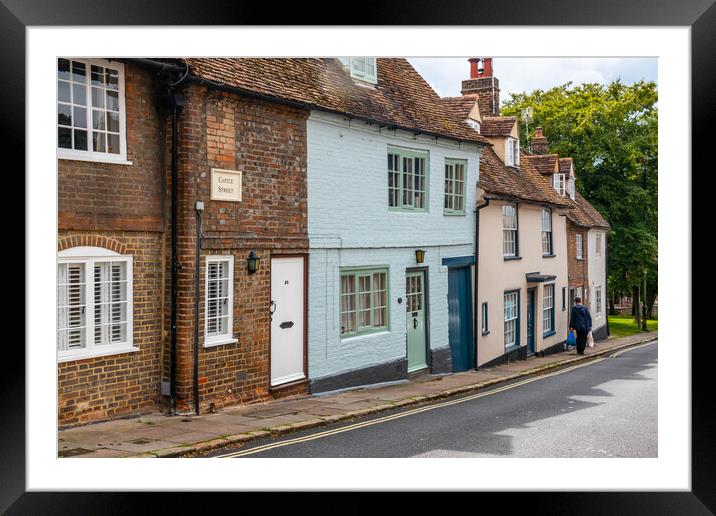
[527,288,536,355]
[447,266,473,372]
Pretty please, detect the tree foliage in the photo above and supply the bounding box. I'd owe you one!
[502,80,658,301]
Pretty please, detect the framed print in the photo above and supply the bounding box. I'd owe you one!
[6,0,709,512]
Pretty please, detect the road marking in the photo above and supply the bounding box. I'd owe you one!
[218,340,657,458]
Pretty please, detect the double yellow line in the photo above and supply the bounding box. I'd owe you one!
[218,340,657,458]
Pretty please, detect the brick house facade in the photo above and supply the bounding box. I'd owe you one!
[566,219,590,307]
[58,62,165,426]
[168,83,309,415]
[57,59,310,427]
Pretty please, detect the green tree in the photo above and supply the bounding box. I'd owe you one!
[503,80,658,324]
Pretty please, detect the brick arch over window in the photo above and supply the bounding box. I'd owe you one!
[57,235,127,255]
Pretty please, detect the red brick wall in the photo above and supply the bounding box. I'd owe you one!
[57,63,166,427]
[567,220,589,306]
[170,85,310,414]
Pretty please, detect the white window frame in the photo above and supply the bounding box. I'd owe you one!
[57,246,135,363]
[349,57,378,84]
[204,255,236,347]
[541,208,553,255]
[502,203,518,257]
[57,58,131,165]
[576,233,583,259]
[543,284,555,335]
[553,173,566,196]
[504,291,519,349]
[595,233,602,257]
[505,137,520,167]
[594,286,603,318]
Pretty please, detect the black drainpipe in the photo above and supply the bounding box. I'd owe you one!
[169,96,180,414]
[474,196,490,370]
[193,205,203,415]
[160,87,185,415]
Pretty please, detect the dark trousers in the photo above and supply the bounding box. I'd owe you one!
[576,330,589,354]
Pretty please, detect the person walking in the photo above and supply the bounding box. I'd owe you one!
[569,297,592,355]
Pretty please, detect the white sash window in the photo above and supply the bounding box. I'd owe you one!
[57,58,128,163]
[57,247,134,362]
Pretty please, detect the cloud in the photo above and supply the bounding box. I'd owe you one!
[408,57,657,102]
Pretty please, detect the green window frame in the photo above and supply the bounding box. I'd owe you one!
[388,146,429,212]
[340,267,390,338]
[444,158,467,215]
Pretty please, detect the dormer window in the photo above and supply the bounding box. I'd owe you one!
[349,57,377,84]
[505,137,519,167]
[553,173,566,196]
[466,118,481,133]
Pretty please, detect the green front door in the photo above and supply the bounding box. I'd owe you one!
[406,271,428,372]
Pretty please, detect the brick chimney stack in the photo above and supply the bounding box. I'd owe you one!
[461,57,500,118]
[531,127,549,154]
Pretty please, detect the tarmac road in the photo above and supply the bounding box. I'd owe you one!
[211,341,658,458]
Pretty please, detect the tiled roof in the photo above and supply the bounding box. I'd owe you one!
[182,58,489,145]
[480,116,517,137]
[524,153,560,175]
[575,191,610,229]
[441,95,478,120]
[479,147,570,207]
[558,157,573,175]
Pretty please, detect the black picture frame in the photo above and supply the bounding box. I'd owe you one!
[4,0,707,512]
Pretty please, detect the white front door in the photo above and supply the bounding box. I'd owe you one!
[270,256,306,386]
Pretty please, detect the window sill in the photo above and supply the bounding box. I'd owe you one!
[543,329,557,338]
[504,256,523,261]
[58,151,133,166]
[542,254,556,258]
[58,345,139,364]
[504,344,521,353]
[204,337,239,349]
[340,330,390,342]
[444,210,466,217]
[389,207,428,214]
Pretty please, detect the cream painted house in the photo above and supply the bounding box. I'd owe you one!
[443,58,573,366]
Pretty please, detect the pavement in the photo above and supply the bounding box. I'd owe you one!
[58,330,657,458]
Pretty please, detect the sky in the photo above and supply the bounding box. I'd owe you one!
[408,58,658,103]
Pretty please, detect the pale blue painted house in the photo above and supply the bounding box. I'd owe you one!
[304,58,489,392]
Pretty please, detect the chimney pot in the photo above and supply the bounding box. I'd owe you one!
[478,58,493,78]
[468,58,480,79]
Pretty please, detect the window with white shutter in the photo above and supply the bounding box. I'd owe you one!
[205,256,235,347]
[57,247,134,362]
